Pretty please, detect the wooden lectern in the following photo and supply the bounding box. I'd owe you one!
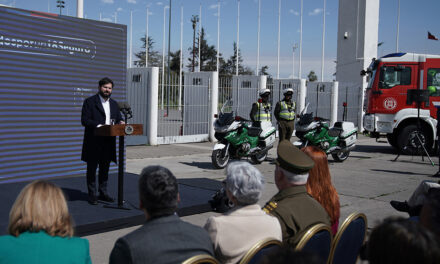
[95,124,143,209]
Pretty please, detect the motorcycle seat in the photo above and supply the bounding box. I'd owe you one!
[328,127,343,137]
[248,127,262,137]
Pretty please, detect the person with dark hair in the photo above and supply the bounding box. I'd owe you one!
[81,77,124,205]
[109,165,214,264]
[366,217,440,264]
[302,146,340,234]
[263,141,331,247]
[0,180,91,264]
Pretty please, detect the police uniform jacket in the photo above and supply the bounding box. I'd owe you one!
[264,185,331,246]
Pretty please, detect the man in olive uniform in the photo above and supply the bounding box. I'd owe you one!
[250,88,272,127]
[274,88,296,142]
[263,140,331,246]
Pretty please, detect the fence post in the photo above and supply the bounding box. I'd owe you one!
[357,79,367,131]
[147,67,159,146]
[209,71,219,142]
[259,75,267,90]
[298,78,307,114]
[331,81,339,127]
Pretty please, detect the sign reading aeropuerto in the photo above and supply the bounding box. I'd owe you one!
[0,6,127,183]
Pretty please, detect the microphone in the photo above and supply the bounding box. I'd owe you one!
[118,102,133,120]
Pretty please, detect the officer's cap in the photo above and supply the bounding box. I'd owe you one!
[276,140,314,174]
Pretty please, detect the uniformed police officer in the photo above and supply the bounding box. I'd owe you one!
[274,88,296,142]
[250,88,272,127]
[263,140,331,246]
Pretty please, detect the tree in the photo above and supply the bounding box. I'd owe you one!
[308,70,318,82]
[169,50,181,73]
[220,42,253,75]
[259,65,270,76]
[134,36,161,67]
[187,27,219,72]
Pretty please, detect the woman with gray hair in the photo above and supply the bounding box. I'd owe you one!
[204,161,282,264]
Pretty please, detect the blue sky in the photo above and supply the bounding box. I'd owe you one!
[2,0,440,80]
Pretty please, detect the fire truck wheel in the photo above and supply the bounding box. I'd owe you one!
[387,134,398,149]
[397,124,432,155]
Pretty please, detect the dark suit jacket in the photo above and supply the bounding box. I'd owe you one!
[109,214,214,264]
[81,93,122,163]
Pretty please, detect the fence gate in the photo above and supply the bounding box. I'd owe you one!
[337,82,361,124]
[305,82,333,120]
[231,75,263,118]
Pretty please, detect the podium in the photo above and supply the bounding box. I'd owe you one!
[95,124,143,209]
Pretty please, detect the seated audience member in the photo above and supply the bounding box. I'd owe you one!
[366,217,440,264]
[109,165,214,264]
[204,161,282,264]
[390,180,440,216]
[0,180,92,264]
[260,246,323,264]
[302,146,340,235]
[420,188,440,237]
[263,140,331,246]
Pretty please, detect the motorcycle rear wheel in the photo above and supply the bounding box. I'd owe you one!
[331,150,350,162]
[212,149,230,169]
[251,151,267,164]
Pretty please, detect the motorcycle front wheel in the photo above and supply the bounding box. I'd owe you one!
[212,149,230,169]
[331,150,350,162]
[251,151,267,164]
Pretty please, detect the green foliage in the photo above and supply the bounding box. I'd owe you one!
[134,36,161,67]
[308,70,318,82]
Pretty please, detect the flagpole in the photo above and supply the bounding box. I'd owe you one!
[396,0,400,52]
[129,10,133,68]
[320,0,326,81]
[299,0,303,79]
[217,0,220,72]
[256,0,261,76]
[179,5,183,110]
[276,0,281,79]
[236,0,240,76]
[145,7,149,67]
[198,4,202,72]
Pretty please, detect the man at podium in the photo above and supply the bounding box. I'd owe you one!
[81,77,124,205]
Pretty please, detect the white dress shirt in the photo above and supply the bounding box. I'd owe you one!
[99,94,111,125]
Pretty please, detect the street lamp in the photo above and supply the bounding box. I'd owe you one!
[56,0,65,15]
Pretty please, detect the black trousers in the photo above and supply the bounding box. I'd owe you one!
[86,160,111,196]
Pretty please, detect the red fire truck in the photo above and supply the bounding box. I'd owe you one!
[363,52,440,154]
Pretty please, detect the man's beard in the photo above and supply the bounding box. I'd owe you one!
[99,90,111,99]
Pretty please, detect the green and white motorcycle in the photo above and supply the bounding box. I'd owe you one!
[294,104,358,162]
[211,101,276,169]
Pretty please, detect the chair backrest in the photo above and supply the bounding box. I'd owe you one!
[295,223,333,263]
[182,254,219,264]
[239,238,282,264]
[329,212,367,264]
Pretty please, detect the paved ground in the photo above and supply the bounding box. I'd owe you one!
[85,135,439,264]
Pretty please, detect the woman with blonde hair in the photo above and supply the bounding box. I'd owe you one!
[302,146,340,234]
[0,180,91,264]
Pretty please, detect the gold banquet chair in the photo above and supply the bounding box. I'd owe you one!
[328,212,367,264]
[181,254,219,264]
[239,237,282,264]
[295,223,333,263]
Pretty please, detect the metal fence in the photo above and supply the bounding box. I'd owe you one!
[338,82,361,124]
[306,82,333,120]
[157,71,183,140]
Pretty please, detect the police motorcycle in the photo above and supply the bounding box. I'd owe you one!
[211,100,276,169]
[294,103,357,162]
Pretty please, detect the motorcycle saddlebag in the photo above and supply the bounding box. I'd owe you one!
[248,127,262,137]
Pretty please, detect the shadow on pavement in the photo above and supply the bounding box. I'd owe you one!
[370,169,433,177]
[180,161,216,170]
[354,145,397,154]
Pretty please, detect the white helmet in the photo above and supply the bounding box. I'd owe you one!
[259,88,270,96]
[283,88,294,95]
